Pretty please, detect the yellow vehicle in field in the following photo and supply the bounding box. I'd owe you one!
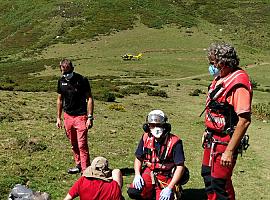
[122,53,142,61]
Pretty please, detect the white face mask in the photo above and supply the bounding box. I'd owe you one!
[150,127,164,138]
[63,72,74,80]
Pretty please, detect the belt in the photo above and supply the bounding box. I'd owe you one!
[206,127,234,136]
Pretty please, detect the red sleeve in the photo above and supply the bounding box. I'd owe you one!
[227,87,251,115]
[111,180,123,200]
[68,177,84,198]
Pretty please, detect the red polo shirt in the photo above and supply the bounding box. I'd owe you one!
[68,176,122,200]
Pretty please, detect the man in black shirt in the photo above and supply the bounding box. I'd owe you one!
[56,59,94,174]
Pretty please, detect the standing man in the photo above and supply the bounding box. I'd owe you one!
[127,110,189,200]
[201,43,252,200]
[56,58,94,174]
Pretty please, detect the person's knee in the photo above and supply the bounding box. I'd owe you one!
[112,169,123,188]
[112,169,121,176]
[127,187,143,199]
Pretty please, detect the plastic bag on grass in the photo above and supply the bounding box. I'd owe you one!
[8,184,50,200]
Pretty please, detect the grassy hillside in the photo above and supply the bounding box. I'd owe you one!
[1,0,270,95]
[0,1,270,200]
[1,0,270,57]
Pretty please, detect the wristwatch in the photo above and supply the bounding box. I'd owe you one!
[87,114,94,120]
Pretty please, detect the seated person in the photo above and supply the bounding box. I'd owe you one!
[64,156,123,200]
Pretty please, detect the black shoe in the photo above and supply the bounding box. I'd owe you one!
[68,165,81,174]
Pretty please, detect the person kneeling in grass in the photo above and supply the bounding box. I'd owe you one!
[127,110,189,200]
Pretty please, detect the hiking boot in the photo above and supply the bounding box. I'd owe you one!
[68,165,81,174]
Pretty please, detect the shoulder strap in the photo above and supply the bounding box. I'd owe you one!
[221,70,252,99]
[160,134,180,161]
[208,70,252,101]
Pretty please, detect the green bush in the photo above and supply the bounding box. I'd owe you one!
[147,89,168,98]
[0,59,59,92]
[0,84,14,91]
[251,78,259,89]
[119,85,154,95]
[189,89,205,96]
[101,92,116,102]
[140,81,152,85]
[161,84,169,87]
[113,93,124,98]
[108,104,126,112]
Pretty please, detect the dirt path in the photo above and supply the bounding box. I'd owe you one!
[154,62,270,82]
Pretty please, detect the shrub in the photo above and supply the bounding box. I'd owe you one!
[147,90,168,98]
[0,84,14,91]
[251,78,259,89]
[161,84,169,87]
[119,85,154,95]
[140,81,151,85]
[108,104,126,111]
[140,81,159,86]
[114,93,124,98]
[102,92,116,102]
[189,89,205,96]
[189,89,200,96]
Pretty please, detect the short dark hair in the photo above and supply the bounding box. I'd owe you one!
[59,59,73,68]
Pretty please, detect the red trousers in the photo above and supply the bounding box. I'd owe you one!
[64,113,90,171]
[202,134,237,200]
[127,167,174,200]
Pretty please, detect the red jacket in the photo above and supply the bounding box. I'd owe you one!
[142,132,180,171]
[205,69,252,133]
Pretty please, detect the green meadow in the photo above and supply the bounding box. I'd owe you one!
[0,1,270,200]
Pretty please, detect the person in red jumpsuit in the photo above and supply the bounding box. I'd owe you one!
[201,42,252,200]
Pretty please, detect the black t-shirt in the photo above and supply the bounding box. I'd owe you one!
[135,134,185,165]
[57,72,91,116]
